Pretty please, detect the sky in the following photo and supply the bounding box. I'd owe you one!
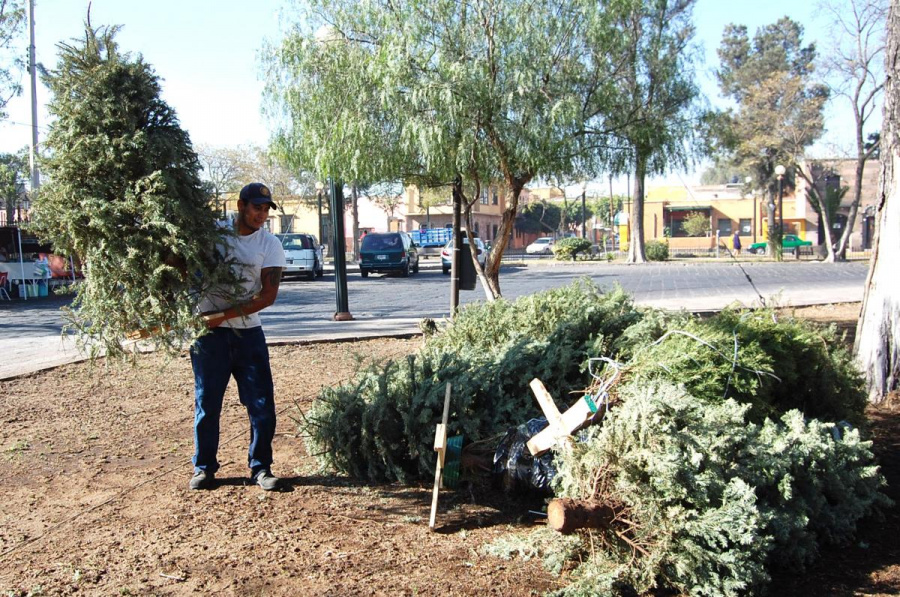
[0,0,878,195]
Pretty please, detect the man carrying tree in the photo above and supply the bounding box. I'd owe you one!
[189,182,287,492]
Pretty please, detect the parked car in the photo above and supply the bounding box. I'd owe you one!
[747,234,812,255]
[441,236,487,274]
[359,232,419,277]
[525,237,554,255]
[276,233,324,279]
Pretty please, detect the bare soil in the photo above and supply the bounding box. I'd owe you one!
[1,303,898,596]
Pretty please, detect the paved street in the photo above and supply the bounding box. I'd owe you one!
[0,259,868,379]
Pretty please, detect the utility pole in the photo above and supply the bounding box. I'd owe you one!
[581,189,587,240]
[27,0,40,195]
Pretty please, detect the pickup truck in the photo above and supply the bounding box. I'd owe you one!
[410,228,453,257]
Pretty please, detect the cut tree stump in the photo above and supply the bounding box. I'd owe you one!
[547,498,616,534]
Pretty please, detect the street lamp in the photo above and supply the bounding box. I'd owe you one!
[315,181,325,245]
[774,165,786,250]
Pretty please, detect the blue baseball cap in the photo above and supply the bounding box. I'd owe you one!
[239,182,279,210]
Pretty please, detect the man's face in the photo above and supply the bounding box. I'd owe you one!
[237,200,271,232]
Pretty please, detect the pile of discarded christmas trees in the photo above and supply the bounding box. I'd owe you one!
[302,281,888,596]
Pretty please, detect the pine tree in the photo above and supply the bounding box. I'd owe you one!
[30,24,241,358]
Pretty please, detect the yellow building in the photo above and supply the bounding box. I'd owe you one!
[626,183,805,251]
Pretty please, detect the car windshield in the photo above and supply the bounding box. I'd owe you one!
[444,238,484,249]
[281,235,314,250]
[535,238,551,244]
[361,234,402,251]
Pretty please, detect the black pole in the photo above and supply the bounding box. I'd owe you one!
[449,179,462,316]
[329,178,352,320]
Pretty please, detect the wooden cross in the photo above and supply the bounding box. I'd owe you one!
[526,378,599,457]
[429,382,452,529]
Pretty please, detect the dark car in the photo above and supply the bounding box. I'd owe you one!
[359,232,419,278]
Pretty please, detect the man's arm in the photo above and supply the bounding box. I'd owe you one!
[203,267,283,329]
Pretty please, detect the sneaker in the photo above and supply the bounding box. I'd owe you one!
[253,469,280,491]
[189,470,215,490]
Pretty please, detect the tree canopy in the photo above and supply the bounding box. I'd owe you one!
[265,0,649,295]
[0,0,24,119]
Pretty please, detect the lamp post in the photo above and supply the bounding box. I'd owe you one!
[315,181,325,245]
[775,165,786,259]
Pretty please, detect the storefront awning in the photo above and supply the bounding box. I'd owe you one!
[665,205,711,212]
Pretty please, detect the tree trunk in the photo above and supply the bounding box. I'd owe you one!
[766,190,778,258]
[547,498,616,534]
[484,177,529,297]
[627,155,647,264]
[464,200,496,302]
[856,2,900,404]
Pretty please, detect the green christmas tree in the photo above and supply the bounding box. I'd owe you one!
[30,24,241,358]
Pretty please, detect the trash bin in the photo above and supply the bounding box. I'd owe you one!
[458,242,476,291]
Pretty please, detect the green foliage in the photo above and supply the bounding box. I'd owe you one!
[683,211,711,237]
[0,0,25,119]
[541,383,889,596]
[553,237,592,261]
[0,148,27,221]
[515,201,561,235]
[303,281,643,482]
[624,308,868,426]
[714,18,828,194]
[644,240,669,261]
[29,25,241,358]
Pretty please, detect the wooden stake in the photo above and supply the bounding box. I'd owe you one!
[429,382,452,529]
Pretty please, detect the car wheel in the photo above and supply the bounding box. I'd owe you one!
[442,268,450,275]
[315,260,324,277]
[412,260,419,274]
[360,269,369,278]
[401,262,410,278]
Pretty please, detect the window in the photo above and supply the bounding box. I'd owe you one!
[717,218,732,236]
[280,215,293,233]
[739,218,751,234]
[474,222,479,235]
[670,218,688,237]
[492,225,498,240]
[492,190,499,205]
[480,188,489,205]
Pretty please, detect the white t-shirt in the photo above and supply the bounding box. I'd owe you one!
[199,227,287,329]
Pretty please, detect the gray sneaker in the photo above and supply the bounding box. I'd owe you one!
[189,470,215,490]
[253,469,280,491]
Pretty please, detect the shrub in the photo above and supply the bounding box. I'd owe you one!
[645,240,669,261]
[552,237,592,260]
[302,281,643,482]
[495,383,889,596]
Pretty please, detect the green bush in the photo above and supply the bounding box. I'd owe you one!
[645,240,669,261]
[552,237,592,260]
[623,308,868,426]
[533,382,889,596]
[303,281,643,482]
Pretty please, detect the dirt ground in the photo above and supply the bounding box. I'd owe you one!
[1,303,898,596]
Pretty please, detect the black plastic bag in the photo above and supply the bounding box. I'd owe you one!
[492,417,557,496]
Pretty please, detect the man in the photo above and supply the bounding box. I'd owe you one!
[189,182,286,491]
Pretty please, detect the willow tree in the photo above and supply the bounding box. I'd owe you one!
[605,0,705,264]
[30,25,240,358]
[716,18,828,259]
[856,0,900,403]
[265,0,626,297]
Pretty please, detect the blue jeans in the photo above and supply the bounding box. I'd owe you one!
[190,326,276,476]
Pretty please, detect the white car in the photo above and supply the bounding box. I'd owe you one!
[276,233,324,279]
[525,237,554,255]
[441,237,487,274]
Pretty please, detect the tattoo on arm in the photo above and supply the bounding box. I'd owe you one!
[263,267,283,290]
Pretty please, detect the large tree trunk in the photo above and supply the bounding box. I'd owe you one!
[856,1,900,403]
[627,155,647,264]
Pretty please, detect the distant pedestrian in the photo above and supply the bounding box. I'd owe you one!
[732,231,742,256]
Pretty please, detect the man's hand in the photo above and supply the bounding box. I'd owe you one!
[199,267,282,330]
